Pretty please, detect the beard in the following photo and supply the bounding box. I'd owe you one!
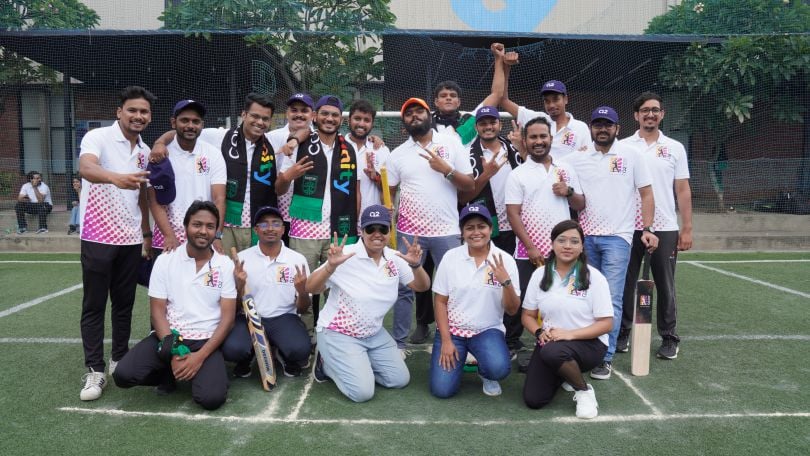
[403,118,432,137]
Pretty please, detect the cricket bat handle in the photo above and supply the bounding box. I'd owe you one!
[379,166,397,249]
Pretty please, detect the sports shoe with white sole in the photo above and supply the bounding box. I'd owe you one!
[573,385,599,419]
[108,359,118,376]
[590,361,612,380]
[561,381,575,392]
[399,348,412,360]
[80,369,107,401]
[312,352,329,383]
[657,337,680,360]
[480,375,502,397]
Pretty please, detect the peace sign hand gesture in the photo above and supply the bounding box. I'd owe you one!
[325,232,356,272]
[395,235,423,266]
[486,253,512,285]
[230,247,248,296]
[293,264,308,295]
[482,151,508,178]
[418,146,453,176]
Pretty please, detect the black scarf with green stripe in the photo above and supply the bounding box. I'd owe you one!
[467,135,522,237]
[221,126,277,226]
[289,132,358,243]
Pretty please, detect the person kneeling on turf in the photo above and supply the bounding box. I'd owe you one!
[521,220,613,419]
[113,201,237,410]
[306,205,430,402]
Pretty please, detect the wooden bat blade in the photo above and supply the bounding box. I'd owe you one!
[379,166,398,249]
[630,279,654,376]
[242,293,276,390]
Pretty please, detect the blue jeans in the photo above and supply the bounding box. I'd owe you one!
[392,233,461,348]
[317,328,409,403]
[429,328,511,398]
[584,235,631,362]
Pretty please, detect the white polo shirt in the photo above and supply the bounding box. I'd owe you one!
[472,142,513,233]
[565,141,652,244]
[79,121,149,245]
[387,132,472,237]
[621,131,690,232]
[152,138,227,249]
[348,134,391,213]
[19,182,53,205]
[238,243,310,319]
[267,125,295,221]
[517,107,591,162]
[317,241,415,338]
[148,246,237,340]
[504,159,581,259]
[280,139,336,240]
[522,264,613,346]
[432,243,520,337]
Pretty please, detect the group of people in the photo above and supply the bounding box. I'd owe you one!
[73,42,692,420]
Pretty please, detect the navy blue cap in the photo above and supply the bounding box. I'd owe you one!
[459,203,492,227]
[287,93,314,109]
[315,95,343,113]
[540,80,567,96]
[591,106,619,124]
[253,206,284,226]
[147,159,176,205]
[360,204,391,228]
[172,99,206,118]
[475,105,500,122]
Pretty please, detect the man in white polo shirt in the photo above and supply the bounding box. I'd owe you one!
[619,92,693,360]
[113,201,237,410]
[565,106,658,381]
[346,99,391,214]
[15,170,53,234]
[148,100,226,255]
[77,86,154,401]
[223,206,312,378]
[386,97,475,354]
[306,205,429,402]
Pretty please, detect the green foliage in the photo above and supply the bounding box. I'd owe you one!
[646,0,810,142]
[161,0,396,101]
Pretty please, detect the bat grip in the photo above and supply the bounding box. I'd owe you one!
[642,251,652,280]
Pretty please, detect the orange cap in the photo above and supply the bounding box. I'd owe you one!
[400,97,431,117]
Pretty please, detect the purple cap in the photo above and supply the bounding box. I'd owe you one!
[287,93,314,109]
[315,95,343,113]
[253,206,284,226]
[360,204,391,228]
[172,99,206,118]
[540,80,567,96]
[147,159,176,206]
[459,203,492,227]
[475,105,500,122]
[591,106,619,124]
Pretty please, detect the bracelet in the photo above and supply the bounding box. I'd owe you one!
[566,186,574,197]
[500,278,512,287]
[534,328,543,339]
[142,231,153,238]
[444,169,456,181]
[408,262,420,269]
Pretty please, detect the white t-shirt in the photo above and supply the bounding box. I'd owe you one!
[517,107,591,162]
[151,138,227,249]
[432,243,521,337]
[19,182,53,205]
[621,131,690,232]
[267,126,295,221]
[565,141,652,244]
[238,243,309,319]
[522,264,613,346]
[470,142,513,233]
[504,159,581,259]
[316,241,415,338]
[280,139,336,240]
[148,246,237,340]
[386,132,473,237]
[348,134,391,213]
[79,121,149,245]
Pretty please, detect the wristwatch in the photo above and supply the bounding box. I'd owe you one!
[444,169,456,181]
[534,328,543,339]
[566,186,574,197]
[501,279,512,288]
[215,231,224,240]
[643,226,655,234]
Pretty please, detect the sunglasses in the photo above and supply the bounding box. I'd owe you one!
[363,224,390,235]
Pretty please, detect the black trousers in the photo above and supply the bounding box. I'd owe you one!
[15,201,52,229]
[113,334,229,410]
[514,258,539,346]
[621,230,680,340]
[492,231,523,348]
[523,339,606,409]
[80,241,141,371]
[222,312,312,366]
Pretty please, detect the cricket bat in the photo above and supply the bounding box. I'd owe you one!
[231,248,276,390]
[379,165,397,249]
[630,252,655,376]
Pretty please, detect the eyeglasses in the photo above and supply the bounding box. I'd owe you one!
[256,220,284,229]
[639,107,662,115]
[363,224,390,235]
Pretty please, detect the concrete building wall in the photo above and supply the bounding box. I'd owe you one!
[82,0,164,30]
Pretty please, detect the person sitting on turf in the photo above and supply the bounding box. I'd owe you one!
[306,205,429,402]
[113,201,237,410]
[430,203,521,398]
[521,220,613,419]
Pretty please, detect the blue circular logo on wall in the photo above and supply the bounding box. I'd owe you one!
[450,0,558,32]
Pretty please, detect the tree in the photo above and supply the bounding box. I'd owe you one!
[160,0,396,103]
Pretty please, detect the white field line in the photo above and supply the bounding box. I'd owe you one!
[257,383,286,419]
[0,283,82,318]
[613,369,662,416]
[286,376,315,420]
[0,338,139,344]
[681,260,810,264]
[58,407,810,425]
[0,260,80,264]
[685,262,810,299]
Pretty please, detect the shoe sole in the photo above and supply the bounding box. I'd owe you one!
[657,347,679,360]
[589,371,611,380]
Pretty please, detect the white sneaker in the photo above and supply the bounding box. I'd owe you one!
[466,352,478,364]
[80,369,107,401]
[479,375,502,397]
[573,385,598,419]
[108,359,118,376]
[561,381,575,392]
[399,348,412,360]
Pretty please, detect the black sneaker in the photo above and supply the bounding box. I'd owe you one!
[154,373,177,396]
[409,323,431,344]
[233,360,253,378]
[517,351,532,374]
[657,337,679,360]
[312,352,329,383]
[590,361,612,380]
[275,350,303,377]
[616,329,630,353]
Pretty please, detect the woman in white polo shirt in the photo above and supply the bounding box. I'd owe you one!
[306,205,429,402]
[430,203,521,398]
[521,220,613,419]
